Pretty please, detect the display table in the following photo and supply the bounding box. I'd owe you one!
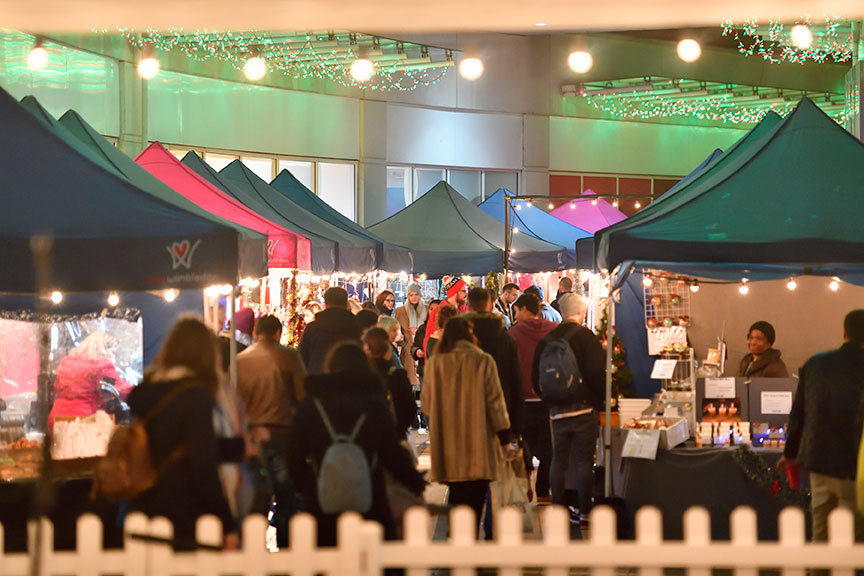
[611,429,810,541]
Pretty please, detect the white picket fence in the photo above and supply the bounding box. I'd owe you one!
[0,505,861,576]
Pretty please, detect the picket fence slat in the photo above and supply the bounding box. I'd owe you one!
[0,505,860,576]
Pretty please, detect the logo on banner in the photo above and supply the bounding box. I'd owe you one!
[267,238,280,257]
[167,239,202,270]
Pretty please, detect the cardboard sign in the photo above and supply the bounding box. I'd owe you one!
[705,377,737,399]
[761,391,793,415]
[650,359,678,380]
[622,429,661,460]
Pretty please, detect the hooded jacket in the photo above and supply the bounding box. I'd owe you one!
[465,312,524,435]
[738,348,790,378]
[509,317,558,400]
[298,307,362,375]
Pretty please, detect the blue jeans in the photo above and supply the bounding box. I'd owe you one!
[260,430,297,548]
[550,413,598,514]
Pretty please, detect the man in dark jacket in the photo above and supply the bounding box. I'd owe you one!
[550,276,573,314]
[299,287,362,374]
[466,287,524,436]
[779,309,864,541]
[532,293,605,521]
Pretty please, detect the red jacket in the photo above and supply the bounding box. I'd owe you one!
[508,317,557,400]
[48,356,133,428]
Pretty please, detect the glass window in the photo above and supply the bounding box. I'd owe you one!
[241,156,274,182]
[169,149,191,161]
[414,168,446,200]
[448,169,482,204]
[317,162,356,221]
[278,159,315,190]
[484,171,519,198]
[386,166,412,217]
[204,152,237,172]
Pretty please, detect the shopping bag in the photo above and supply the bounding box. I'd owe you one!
[502,475,534,533]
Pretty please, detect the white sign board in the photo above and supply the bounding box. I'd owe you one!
[761,391,793,415]
[622,429,661,460]
[646,326,688,355]
[650,359,678,380]
[705,377,737,399]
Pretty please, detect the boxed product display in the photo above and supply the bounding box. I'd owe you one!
[622,416,691,450]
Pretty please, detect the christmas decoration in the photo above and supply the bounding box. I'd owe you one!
[721,16,854,65]
[731,445,810,509]
[663,317,674,327]
[650,295,662,307]
[282,271,307,347]
[596,302,634,400]
[646,317,658,328]
[485,271,500,299]
[670,294,681,306]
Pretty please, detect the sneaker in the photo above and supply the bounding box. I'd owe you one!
[568,506,581,525]
[579,515,590,528]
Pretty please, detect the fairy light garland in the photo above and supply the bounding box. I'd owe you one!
[112,28,450,91]
[721,16,854,64]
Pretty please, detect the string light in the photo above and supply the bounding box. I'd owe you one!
[829,277,840,292]
[50,291,63,304]
[643,276,653,287]
[164,289,178,302]
[786,279,798,291]
[721,16,853,64]
[739,279,750,295]
[690,280,700,293]
[27,39,48,70]
[548,202,555,210]
[612,200,619,208]
[515,203,522,211]
[591,199,598,206]
[112,28,451,92]
[107,292,120,307]
[570,201,575,210]
[512,227,519,234]
[526,200,533,208]
[634,201,642,209]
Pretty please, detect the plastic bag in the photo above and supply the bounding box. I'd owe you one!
[491,457,534,533]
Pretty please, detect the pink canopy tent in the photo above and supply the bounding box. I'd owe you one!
[550,189,627,234]
[136,143,311,270]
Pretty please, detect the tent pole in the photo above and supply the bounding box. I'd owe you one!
[229,284,238,390]
[504,196,510,278]
[603,281,614,498]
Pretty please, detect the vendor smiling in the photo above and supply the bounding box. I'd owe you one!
[738,321,790,378]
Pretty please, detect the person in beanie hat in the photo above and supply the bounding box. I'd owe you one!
[423,276,468,352]
[738,320,789,377]
[395,283,427,385]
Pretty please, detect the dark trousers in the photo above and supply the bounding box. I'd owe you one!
[550,413,598,514]
[447,480,489,524]
[259,430,297,548]
[523,401,552,497]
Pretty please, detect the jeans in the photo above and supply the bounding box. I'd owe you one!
[260,430,297,548]
[809,471,864,542]
[524,401,552,497]
[550,412,598,514]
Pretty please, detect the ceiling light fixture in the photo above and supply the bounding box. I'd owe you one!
[459,57,484,80]
[27,38,48,70]
[568,51,593,74]
[350,57,375,82]
[677,39,702,62]
[243,56,268,80]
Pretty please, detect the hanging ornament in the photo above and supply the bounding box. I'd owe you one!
[670,293,681,306]
[610,364,619,374]
[663,317,674,327]
[650,295,662,307]
[678,315,690,327]
[646,317,659,329]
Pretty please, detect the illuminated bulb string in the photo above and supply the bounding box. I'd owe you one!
[721,16,853,64]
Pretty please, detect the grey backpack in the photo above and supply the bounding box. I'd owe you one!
[313,398,373,515]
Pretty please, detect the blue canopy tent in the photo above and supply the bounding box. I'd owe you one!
[368,181,566,275]
[1,89,266,293]
[270,170,413,273]
[478,188,591,268]
[183,153,379,275]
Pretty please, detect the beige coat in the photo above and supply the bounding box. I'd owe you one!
[236,339,306,427]
[421,340,511,483]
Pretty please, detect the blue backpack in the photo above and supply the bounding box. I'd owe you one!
[538,336,584,405]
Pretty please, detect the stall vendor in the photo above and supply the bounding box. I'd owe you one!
[738,321,790,378]
[48,331,133,430]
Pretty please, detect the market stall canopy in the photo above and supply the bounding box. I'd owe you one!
[368,181,567,275]
[0,89,266,292]
[575,237,596,272]
[270,169,414,273]
[595,99,864,285]
[550,190,627,234]
[136,143,311,271]
[184,153,375,275]
[478,188,591,268]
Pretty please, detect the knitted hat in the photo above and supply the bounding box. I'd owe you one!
[443,276,467,299]
[558,293,588,319]
[748,321,776,345]
[406,283,422,295]
[235,307,255,336]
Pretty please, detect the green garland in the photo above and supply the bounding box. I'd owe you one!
[595,304,634,402]
[731,445,811,509]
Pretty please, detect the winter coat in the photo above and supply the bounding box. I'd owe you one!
[49,355,133,429]
[287,371,425,544]
[127,367,235,550]
[785,342,864,480]
[532,321,606,419]
[236,339,306,427]
[299,307,362,375]
[509,317,558,400]
[539,302,562,324]
[421,340,511,483]
[371,357,417,435]
[465,312,525,436]
[738,348,790,378]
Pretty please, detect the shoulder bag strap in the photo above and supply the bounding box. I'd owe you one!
[313,397,339,441]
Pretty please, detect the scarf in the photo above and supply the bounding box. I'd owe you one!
[405,300,428,329]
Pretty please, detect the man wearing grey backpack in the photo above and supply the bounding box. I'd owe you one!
[531,294,605,527]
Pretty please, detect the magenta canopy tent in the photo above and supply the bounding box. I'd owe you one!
[136,143,311,270]
[550,189,627,234]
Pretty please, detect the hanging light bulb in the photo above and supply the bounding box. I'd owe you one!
[50,291,63,304]
[739,280,750,295]
[790,24,813,49]
[458,57,484,80]
[643,276,653,288]
[137,48,160,80]
[243,56,267,81]
[567,51,593,73]
[612,200,619,208]
[591,199,598,206]
[786,279,798,291]
[677,38,702,62]
[164,289,178,302]
[829,277,840,292]
[515,203,522,211]
[350,58,375,82]
[690,280,700,293]
[526,200,533,208]
[634,201,642,209]
[512,227,519,234]
[570,201,575,210]
[27,38,48,71]
[510,248,516,254]
[107,292,120,307]
[548,202,554,210]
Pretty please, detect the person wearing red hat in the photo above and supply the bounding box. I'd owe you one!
[423,276,468,352]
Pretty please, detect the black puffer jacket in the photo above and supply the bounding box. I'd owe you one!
[785,342,864,480]
[738,348,789,378]
[465,312,524,436]
[298,308,362,375]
